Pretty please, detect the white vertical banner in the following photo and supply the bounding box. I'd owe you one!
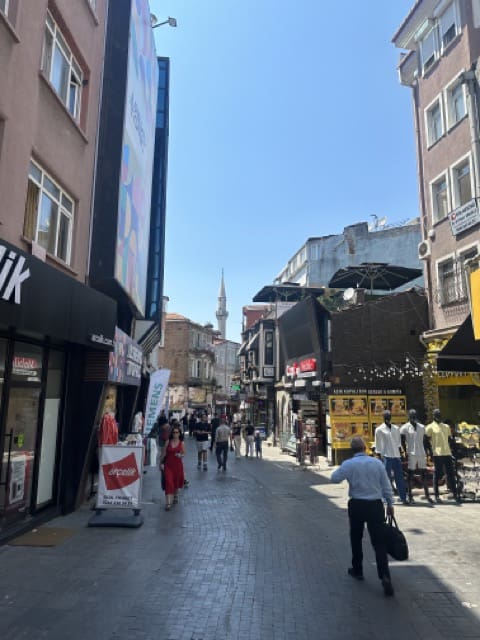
[96,445,143,509]
[144,368,170,435]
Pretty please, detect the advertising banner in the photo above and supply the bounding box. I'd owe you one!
[144,368,170,435]
[115,0,159,315]
[96,445,143,509]
[108,327,143,386]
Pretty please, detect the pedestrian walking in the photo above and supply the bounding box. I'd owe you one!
[331,436,395,597]
[232,422,242,459]
[188,412,196,437]
[195,413,210,470]
[254,429,263,458]
[244,421,255,457]
[425,409,460,503]
[210,412,220,451]
[215,418,231,471]
[159,425,185,511]
[400,409,433,504]
[375,410,408,505]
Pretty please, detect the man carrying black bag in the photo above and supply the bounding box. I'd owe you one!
[331,436,395,597]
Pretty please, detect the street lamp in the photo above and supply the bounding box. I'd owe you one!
[151,14,178,29]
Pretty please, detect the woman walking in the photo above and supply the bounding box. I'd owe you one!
[160,426,185,511]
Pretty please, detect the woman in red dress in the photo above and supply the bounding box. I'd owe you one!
[160,426,185,511]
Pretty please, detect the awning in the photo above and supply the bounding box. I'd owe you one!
[238,341,248,356]
[246,333,259,351]
[437,315,480,372]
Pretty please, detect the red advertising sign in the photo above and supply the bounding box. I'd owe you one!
[299,358,316,373]
[102,452,140,490]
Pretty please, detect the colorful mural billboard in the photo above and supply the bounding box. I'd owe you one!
[115,0,158,315]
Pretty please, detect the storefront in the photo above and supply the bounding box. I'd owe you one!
[327,387,407,464]
[0,239,116,540]
[278,355,326,458]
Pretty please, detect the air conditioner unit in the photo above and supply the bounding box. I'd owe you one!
[418,240,431,260]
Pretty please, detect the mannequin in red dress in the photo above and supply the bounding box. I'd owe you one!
[160,427,185,510]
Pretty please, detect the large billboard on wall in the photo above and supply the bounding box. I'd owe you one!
[115,0,158,315]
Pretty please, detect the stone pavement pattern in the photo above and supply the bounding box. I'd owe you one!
[0,440,479,640]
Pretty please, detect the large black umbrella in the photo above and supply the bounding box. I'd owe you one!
[328,262,422,293]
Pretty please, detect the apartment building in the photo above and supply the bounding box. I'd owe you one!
[159,314,217,413]
[274,221,422,289]
[0,1,113,539]
[394,0,480,421]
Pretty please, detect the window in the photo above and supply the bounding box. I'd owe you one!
[452,159,472,207]
[446,80,466,128]
[426,100,443,146]
[459,247,478,298]
[264,331,274,366]
[195,360,201,378]
[438,247,478,305]
[23,160,74,264]
[439,258,457,304]
[420,27,437,72]
[439,2,458,49]
[431,174,449,223]
[0,0,9,16]
[41,12,83,121]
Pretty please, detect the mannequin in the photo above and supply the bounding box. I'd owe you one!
[425,409,460,503]
[400,409,433,504]
[98,410,119,446]
[375,409,408,504]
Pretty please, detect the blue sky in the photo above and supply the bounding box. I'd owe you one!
[150,0,418,342]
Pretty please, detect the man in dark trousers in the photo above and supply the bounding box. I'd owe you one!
[209,412,220,452]
[331,436,395,597]
[195,413,210,470]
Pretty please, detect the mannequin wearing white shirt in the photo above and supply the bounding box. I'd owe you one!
[375,410,408,504]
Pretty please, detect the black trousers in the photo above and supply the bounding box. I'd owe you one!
[433,455,457,497]
[348,499,390,580]
[216,442,228,468]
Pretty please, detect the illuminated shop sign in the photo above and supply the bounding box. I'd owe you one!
[286,357,318,378]
[0,245,31,305]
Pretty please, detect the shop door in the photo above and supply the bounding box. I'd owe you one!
[0,344,43,527]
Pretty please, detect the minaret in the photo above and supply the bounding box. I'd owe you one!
[216,269,228,339]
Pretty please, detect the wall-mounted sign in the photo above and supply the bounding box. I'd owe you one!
[89,333,114,348]
[449,198,480,236]
[263,366,274,377]
[299,358,316,373]
[108,327,143,386]
[0,244,31,305]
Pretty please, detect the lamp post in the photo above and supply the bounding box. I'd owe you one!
[151,15,178,29]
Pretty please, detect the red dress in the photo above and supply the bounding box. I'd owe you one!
[163,441,185,494]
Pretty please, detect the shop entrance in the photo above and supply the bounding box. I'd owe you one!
[0,341,65,530]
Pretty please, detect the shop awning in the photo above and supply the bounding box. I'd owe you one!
[238,340,248,356]
[246,333,259,351]
[437,315,480,372]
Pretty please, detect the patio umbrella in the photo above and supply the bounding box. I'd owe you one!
[328,262,422,293]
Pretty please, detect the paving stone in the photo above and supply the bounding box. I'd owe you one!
[0,440,479,639]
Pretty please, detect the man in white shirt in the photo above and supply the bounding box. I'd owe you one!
[375,410,408,505]
[215,419,231,471]
[400,409,433,504]
[331,436,395,597]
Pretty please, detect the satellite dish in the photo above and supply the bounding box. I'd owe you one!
[343,288,355,301]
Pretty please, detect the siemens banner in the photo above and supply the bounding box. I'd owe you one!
[144,368,170,435]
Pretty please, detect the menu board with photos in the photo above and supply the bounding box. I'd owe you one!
[329,391,407,450]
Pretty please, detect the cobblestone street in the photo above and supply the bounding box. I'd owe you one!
[0,440,479,640]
